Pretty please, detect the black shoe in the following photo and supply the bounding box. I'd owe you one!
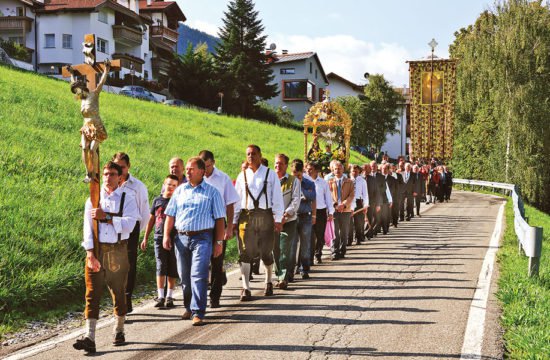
[315,257,322,264]
[340,254,345,259]
[240,289,252,301]
[295,267,301,275]
[301,272,310,279]
[113,332,125,346]
[264,282,273,296]
[210,299,220,308]
[154,297,165,308]
[73,336,96,353]
[165,297,175,308]
[222,272,228,286]
[406,217,411,221]
[288,276,295,283]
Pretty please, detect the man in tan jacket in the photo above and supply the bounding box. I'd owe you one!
[327,160,355,260]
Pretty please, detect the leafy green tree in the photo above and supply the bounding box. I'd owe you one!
[450,0,550,212]
[169,43,219,109]
[337,74,403,150]
[215,0,278,117]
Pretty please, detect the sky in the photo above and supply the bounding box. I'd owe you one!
[176,0,494,87]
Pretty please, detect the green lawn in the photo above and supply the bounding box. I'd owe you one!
[497,199,550,358]
[0,64,369,337]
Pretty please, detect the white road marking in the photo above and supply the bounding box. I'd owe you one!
[460,202,505,360]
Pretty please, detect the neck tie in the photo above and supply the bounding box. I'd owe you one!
[337,179,342,202]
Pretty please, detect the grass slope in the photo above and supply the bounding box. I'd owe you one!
[0,65,369,336]
[498,200,550,358]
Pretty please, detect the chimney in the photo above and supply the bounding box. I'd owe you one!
[282,50,288,55]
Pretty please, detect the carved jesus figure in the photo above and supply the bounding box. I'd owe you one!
[66,59,110,183]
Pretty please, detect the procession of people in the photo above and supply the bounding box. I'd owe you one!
[74,146,453,354]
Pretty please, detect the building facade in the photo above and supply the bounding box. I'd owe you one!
[0,0,184,85]
[266,51,328,122]
[326,72,363,99]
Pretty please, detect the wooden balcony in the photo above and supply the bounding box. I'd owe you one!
[150,25,178,49]
[112,53,144,73]
[152,57,171,76]
[112,24,142,47]
[0,16,33,32]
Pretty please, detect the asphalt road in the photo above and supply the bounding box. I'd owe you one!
[9,191,505,360]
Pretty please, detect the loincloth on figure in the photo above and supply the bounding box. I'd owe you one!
[81,118,108,143]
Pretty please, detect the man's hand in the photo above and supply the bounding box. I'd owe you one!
[376,205,381,213]
[413,192,418,197]
[312,216,316,225]
[274,222,282,232]
[104,59,111,70]
[86,251,101,272]
[328,214,334,222]
[363,207,368,214]
[213,241,223,258]
[337,204,345,212]
[91,208,106,220]
[140,239,147,252]
[163,237,172,251]
[389,202,393,208]
[224,224,234,241]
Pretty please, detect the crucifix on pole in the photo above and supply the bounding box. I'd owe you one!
[61,33,120,259]
[428,38,438,159]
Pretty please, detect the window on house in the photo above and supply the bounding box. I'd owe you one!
[315,69,318,79]
[62,34,72,49]
[309,62,312,74]
[44,34,55,48]
[319,88,326,101]
[144,70,149,80]
[16,7,24,16]
[97,38,108,54]
[283,80,314,101]
[280,68,295,75]
[98,10,108,24]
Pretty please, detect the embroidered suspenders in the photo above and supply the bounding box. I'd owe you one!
[99,191,126,242]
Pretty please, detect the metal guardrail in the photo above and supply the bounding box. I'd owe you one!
[453,178,543,277]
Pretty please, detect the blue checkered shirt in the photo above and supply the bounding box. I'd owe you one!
[165,180,226,232]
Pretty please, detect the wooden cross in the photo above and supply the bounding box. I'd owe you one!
[61,34,121,259]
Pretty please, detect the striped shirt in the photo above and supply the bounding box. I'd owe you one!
[165,180,226,232]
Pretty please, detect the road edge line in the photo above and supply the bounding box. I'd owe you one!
[460,202,505,360]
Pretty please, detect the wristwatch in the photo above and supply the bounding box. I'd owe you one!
[105,213,112,221]
[216,240,223,246]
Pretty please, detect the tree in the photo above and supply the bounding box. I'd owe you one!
[337,74,403,150]
[450,0,550,212]
[215,0,278,117]
[169,43,219,109]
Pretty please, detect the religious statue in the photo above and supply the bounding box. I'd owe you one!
[66,59,111,183]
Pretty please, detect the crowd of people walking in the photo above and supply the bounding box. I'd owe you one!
[73,145,453,354]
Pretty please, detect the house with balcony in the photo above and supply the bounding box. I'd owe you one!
[266,51,329,122]
[139,0,185,84]
[32,0,152,80]
[0,0,37,64]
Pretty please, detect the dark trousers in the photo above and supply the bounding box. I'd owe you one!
[209,240,227,303]
[349,210,365,244]
[126,221,140,301]
[391,194,400,226]
[414,195,421,215]
[333,212,351,257]
[377,204,391,234]
[446,185,452,200]
[313,209,328,260]
[366,206,375,238]
[400,194,413,219]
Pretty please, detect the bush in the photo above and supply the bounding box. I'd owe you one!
[0,39,31,62]
[252,101,302,130]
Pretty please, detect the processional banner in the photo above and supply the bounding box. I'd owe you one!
[408,59,457,160]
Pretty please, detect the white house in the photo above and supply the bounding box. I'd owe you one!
[326,72,363,99]
[266,51,329,122]
[0,0,185,86]
[380,87,410,159]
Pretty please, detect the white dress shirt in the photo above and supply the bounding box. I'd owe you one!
[119,174,149,231]
[383,175,393,203]
[82,187,139,250]
[352,175,369,205]
[280,173,301,222]
[204,167,240,206]
[234,164,284,223]
[305,174,335,215]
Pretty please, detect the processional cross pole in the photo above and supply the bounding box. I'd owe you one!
[61,34,120,260]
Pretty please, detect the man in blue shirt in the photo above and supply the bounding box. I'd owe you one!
[164,157,226,326]
[291,159,316,279]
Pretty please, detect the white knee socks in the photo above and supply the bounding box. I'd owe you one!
[240,262,251,290]
[85,318,97,341]
[264,263,273,283]
[115,315,125,334]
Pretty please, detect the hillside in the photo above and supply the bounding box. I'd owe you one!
[178,23,220,54]
[0,64,369,335]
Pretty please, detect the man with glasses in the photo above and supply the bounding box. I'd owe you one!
[73,161,139,353]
